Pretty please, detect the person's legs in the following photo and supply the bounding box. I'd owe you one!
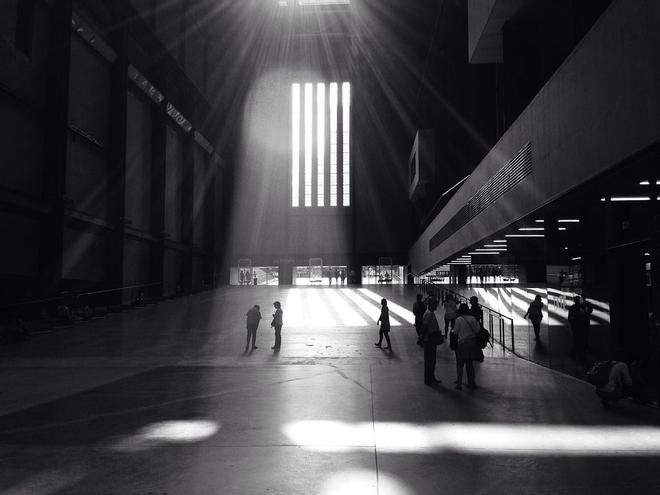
[455,358,464,389]
[466,360,476,387]
[384,332,391,349]
[246,327,251,349]
[251,326,258,348]
[375,330,384,346]
[444,318,450,337]
[273,326,281,349]
[424,342,437,383]
[532,320,540,340]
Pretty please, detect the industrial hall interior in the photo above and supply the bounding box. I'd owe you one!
[1,0,660,493]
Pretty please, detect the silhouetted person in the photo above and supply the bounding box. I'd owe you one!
[469,296,483,326]
[452,303,480,390]
[271,301,283,350]
[245,304,261,350]
[524,294,544,341]
[422,297,442,385]
[340,270,346,285]
[239,270,245,285]
[442,295,457,337]
[253,273,258,286]
[375,298,392,350]
[412,294,426,346]
[334,268,340,286]
[595,359,632,407]
[568,295,591,359]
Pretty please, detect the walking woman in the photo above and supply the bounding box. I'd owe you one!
[375,298,392,350]
[524,294,544,341]
[451,303,481,390]
[271,301,283,350]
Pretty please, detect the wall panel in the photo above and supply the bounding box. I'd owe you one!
[61,228,106,281]
[125,89,152,232]
[0,211,39,277]
[165,124,183,242]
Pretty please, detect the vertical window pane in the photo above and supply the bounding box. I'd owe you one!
[292,83,300,207]
[304,83,313,207]
[317,83,325,207]
[342,82,350,207]
[329,83,338,207]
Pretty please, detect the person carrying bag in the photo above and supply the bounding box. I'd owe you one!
[451,303,481,390]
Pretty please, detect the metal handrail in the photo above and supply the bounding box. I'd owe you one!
[418,279,515,353]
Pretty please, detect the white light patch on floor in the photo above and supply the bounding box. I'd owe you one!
[283,420,660,456]
[284,289,306,327]
[111,420,220,452]
[341,289,401,326]
[320,469,411,495]
[323,289,369,326]
[306,288,336,327]
[358,288,415,324]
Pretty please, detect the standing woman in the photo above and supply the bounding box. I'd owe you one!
[442,295,457,337]
[451,303,481,390]
[422,297,443,385]
[375,298,392,350]
[524,294,544,341]
[271,301,283,350]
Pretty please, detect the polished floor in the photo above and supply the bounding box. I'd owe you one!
[0,286,658,494]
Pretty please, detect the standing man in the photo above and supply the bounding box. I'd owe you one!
[271,301,283,350]
[568,295,592,360]
[246,304,262,350]
[469,296,483,326]
[422,297,442,385]
[412,294,426,346]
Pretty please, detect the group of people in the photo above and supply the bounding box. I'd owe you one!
[326,268,346,286]
[239,270,258,286]
[245,301,282,351]
[411,292,486,389]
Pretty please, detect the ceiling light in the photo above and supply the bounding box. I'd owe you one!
[505,234,545,238]
[535,219,545,223]
[640,180,650,185]
[610,196,651,201]
[476,248,506,251]
[600,197,607,202]
[299,0,350,4]
[518,227,545,231]
[558,227,567,231]
[484,244,506,248]
[557,219,580,223]
[493,240,507,243]
[571,256,582,261]
[468,251,500,255]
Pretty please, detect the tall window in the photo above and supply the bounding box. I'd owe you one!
[291,84,300,207]
[292,81,350,208]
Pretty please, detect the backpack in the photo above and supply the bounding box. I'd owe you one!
[586,360,613,387]
[477,327,490,349]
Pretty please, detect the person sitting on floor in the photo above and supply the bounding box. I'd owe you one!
[595,359,632,407]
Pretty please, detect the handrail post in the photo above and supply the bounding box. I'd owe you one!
[510,320,515,353]
[500,318,504,350]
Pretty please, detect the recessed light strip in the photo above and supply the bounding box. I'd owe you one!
[505,234,545,238]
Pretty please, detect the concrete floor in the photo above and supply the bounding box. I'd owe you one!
[0,285,659,494]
